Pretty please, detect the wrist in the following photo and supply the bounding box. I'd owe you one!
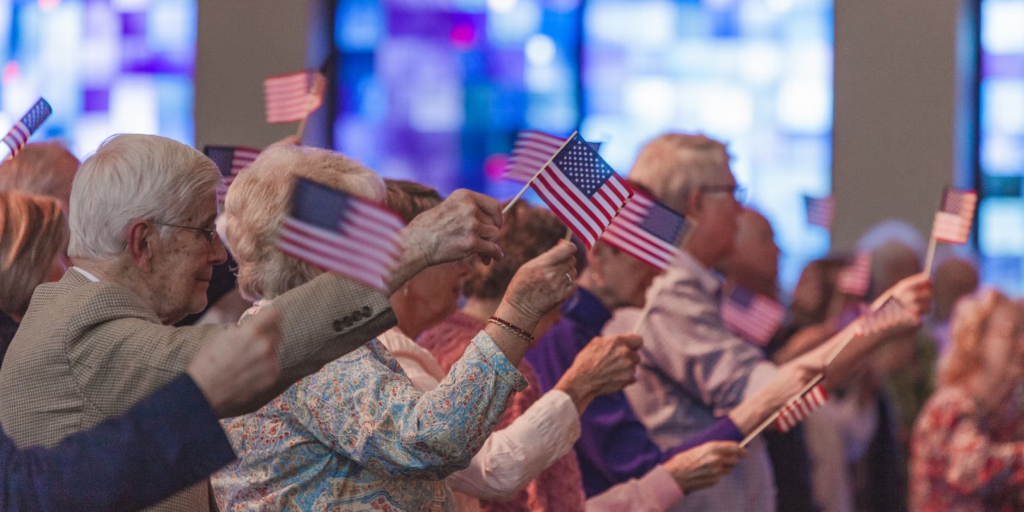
[554,373,596,414]
[387,235,429,294]
[493,302,540,335]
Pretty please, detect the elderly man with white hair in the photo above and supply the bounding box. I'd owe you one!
[602,134,933,512]
[0,133,509,511]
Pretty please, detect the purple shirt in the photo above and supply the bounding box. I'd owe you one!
[526,288,740,498]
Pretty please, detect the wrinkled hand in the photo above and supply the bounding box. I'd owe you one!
[186,310,282,418]
[555,334,642,413]
[873,272,932,317]
[664,441,746,494]
[494,240,578,333]
[404,189,503,264]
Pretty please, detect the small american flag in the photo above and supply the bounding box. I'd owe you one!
[505,131,603,183]
[837,253,872,297]
[601,191,687,270]
[531,134,632,249]
[205,146,260,203]
[722,286,785,347]
[264,70,327,124]
[804,195,834,230]
[506,130,565,183]
[2,98,52,157]
[277,177,405,290]
[932,188,977,244]
[775,384,828,433]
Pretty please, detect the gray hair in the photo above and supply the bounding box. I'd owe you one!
[224,145,384,300]
[628,133,730,214]
[68,134,221,259]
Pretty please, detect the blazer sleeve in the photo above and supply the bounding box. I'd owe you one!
[0,374,235,512]
[65,272,397,419]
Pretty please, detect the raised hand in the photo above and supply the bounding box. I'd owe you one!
[554,334,643,413]
[872,272,932,316]
[663,441,746,494]
[388,189,504,293]
[186,310,282,418]
[493,240,579,334]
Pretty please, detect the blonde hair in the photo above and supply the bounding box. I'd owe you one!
[628,134,730,213]
[0,141,80,204]
[225,145,384,300]
[938,289,1022,387]
[0,191,68,316]
[69,134,221,259]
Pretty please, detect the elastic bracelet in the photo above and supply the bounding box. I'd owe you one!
[488,316,534,344]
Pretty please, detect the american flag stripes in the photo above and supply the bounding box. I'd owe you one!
[931,188,977,244]
[205,146,260,202]
[601,191,687,270]
[837,253,872,297]
[722,286,785,347]
[775,384,828,433]
[506,130,565,183]
[277,178,405,290]
[2,98,51,157]
[530,134,632,249]
[264,70,327,124]
[804,195,835,230]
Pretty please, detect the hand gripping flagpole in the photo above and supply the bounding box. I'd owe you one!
[502,132,578,215]
[739,295,901,447]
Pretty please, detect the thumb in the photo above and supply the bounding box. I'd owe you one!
[617,334,643,350]
[248,309,283,341]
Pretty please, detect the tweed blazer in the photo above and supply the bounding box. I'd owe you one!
[0,268,396,512]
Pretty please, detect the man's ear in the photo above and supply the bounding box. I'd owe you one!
[687,189,704,220]
[125,220,155,273]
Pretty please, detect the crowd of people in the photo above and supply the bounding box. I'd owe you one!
[0,130,1015,512]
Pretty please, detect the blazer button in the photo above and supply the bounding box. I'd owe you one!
[332,319,344,332]
[343,316,355,328]
[361,306,372,318]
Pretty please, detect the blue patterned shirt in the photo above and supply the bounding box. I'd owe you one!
[212,311,527,511]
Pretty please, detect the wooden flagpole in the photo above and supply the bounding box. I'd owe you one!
[295,116,309,141]
[502,131,578,215]
[923,234,938,276]
[740,373,825,447]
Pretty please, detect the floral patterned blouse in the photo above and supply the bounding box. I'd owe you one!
[910,386,1024,512]
[211,303,528,511]
[419,311,587,512]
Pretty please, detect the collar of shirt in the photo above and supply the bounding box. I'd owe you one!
[71,266,100,282]
[561,287,612,341]
[669,249,723,299]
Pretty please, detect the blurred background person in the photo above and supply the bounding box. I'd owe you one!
[717,206,820,512]
[928,255,979,355]
[0,191,69,365]
[911,290,1024,511]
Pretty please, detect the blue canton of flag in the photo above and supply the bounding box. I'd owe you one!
[551,137,616,197]
[205,147,236,178]
[277,178,405,290]
[2,98,52,158]
[530,133,632,248]
[602,191,687,270]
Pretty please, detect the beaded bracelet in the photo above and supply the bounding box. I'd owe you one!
[487,316,534,344]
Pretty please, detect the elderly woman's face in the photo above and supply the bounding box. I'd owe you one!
[405,258,473,329]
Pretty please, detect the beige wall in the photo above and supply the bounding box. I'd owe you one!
[194,0,324,151]
[832,0,977,251]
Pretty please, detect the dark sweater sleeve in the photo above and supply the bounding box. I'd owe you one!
[0,373,235,512]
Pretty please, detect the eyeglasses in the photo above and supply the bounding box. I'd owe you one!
[700,184,748,204]
[154,222,217,245]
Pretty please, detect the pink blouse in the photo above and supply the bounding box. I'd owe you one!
[420,312,587,512]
